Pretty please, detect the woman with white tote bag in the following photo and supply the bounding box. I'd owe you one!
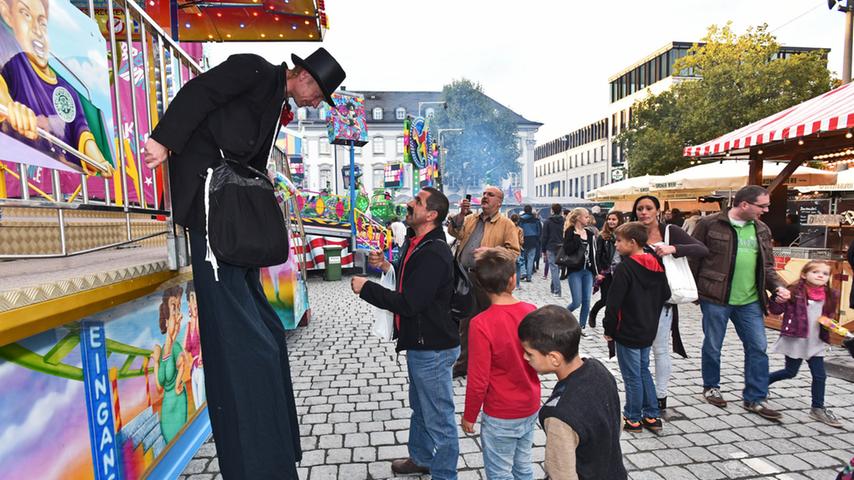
[631,195,709,415]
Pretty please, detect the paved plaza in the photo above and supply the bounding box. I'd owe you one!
[181,272,854,480]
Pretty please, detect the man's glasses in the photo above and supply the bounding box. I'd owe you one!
[749,201,771,209]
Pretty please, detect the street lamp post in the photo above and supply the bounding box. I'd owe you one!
[437,128,463,192]
[830,0,854,83]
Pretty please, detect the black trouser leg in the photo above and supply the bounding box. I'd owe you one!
[190,231,300,479]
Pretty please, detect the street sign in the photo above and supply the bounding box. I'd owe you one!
[611,168,625,181]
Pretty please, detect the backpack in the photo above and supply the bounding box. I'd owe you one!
[416,238,474,323]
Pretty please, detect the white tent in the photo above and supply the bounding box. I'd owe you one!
[795,168,854,192]
[651,160,837,191]
[588,174,663,199]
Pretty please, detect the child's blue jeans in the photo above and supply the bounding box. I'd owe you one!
[615,341,659,421]
[769,355,826,408]
[480,412,537,480]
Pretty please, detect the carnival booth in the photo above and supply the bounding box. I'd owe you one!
[0,0,328,478]
[587,174,663,210]
[684,81,854,345]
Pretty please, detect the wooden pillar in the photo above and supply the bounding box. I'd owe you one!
[748,158,763,186]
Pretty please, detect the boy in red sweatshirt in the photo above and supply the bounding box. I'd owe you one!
[603,222,670,433]
[461,248,541,479]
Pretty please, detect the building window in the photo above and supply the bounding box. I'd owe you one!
[319,166,332,190]
[593,175,598,189]
[373,166,384,189]
[396,136,405,153]
[373,107,383,120]
[373,137,384,154]
[319,140,330,155]
[593,148,597,163]
[395,107,406,120]
[600,172,606,186]
[601,145,606,161]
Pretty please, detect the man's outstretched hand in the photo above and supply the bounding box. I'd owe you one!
[144,137,169,169]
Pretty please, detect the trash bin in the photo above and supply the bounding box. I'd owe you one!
[323,245,343,281]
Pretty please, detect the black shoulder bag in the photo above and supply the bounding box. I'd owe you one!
[203,103,289,278]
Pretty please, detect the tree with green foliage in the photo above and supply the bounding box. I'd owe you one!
[619,23,833,177]
[433,79,521,191]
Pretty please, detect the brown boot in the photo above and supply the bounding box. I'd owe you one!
[391,458,430,475]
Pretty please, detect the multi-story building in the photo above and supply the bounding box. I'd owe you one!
[608,41,827,178]
[291,89,541,199]
[533,41,829,203]
[533,118,609,201]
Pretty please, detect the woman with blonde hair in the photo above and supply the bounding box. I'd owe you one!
[562,207,597,332]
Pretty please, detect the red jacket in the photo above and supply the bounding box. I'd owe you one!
[463,302,541,423]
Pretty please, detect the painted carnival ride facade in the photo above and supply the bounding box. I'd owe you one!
[0,0,325,478]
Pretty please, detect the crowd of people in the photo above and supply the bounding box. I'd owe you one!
[351,183,847,480]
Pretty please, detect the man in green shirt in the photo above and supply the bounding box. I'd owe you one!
[690,185,790,420]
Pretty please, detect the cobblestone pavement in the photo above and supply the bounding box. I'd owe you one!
[181,272,854,480]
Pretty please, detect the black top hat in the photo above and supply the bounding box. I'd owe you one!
[291,48,346,106]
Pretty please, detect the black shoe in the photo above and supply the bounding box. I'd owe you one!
[391,458,430,475]
[623,417,642,433]
[642,417,663,432]
[657,397,667,411]
[452,366,467,378]
[560,273,568,280]
[742,400,782,420]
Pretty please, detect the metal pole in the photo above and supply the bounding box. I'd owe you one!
[139,21,159,210]
[349,141,356,241]
[19,164,29,200]
[845,8,853,84]
[107,0,129,210]
[125,5,147,209]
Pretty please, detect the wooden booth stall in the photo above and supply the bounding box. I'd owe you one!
[684,82,854,344]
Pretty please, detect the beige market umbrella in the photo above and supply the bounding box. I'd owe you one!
[588,174,663,199]
[651,160,837,191]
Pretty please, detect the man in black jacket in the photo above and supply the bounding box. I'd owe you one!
[351,187,460,479]
[142,49,346,479]
[541,203,565,296]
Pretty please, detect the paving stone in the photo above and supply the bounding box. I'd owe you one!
[352,447,376,462]
[377,445,409,460]
[653,449,693,465]
[627,452,664,469]
[325,448,351,464]
[308,465,337,480]
[338,463,368,480]
[655,466,698,480]
[183,459,208,475]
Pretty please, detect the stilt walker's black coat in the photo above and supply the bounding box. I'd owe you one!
[151,54,301,479]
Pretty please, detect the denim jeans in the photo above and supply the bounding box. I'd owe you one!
[480,412,537,480]
[546,250,561,294]
[567,269,593,328]
[769,356,826,408]
[700,300,769,403]
[407,347,460,479]
[522,246,538,280]
[615,342,659,421]
[652,306,673,399]
[515,255,524,287]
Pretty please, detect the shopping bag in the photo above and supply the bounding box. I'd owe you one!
[662,225,698,304]
[372,266,396,341]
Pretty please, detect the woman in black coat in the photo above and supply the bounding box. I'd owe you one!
[632,195,709,413]
[588,211,625,328]
[562,207,598,331]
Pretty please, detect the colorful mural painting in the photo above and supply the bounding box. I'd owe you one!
[354,208,391,252]
[326,92,367,146]
[403,116,439,195]
[261,245,310,330]
[0,278,208,480]
[0,0,115,175]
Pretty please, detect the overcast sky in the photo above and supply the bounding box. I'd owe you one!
[207,0,846,144]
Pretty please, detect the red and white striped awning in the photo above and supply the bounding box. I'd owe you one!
[683,82,854,157]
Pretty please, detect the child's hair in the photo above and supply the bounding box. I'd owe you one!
[600,210,625,241]
[510,213,520,224]
[518,305,581,361]
[614,221,648,247]
[790,260,834,299]
[564,207,589,232]
[474,247,517,294]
